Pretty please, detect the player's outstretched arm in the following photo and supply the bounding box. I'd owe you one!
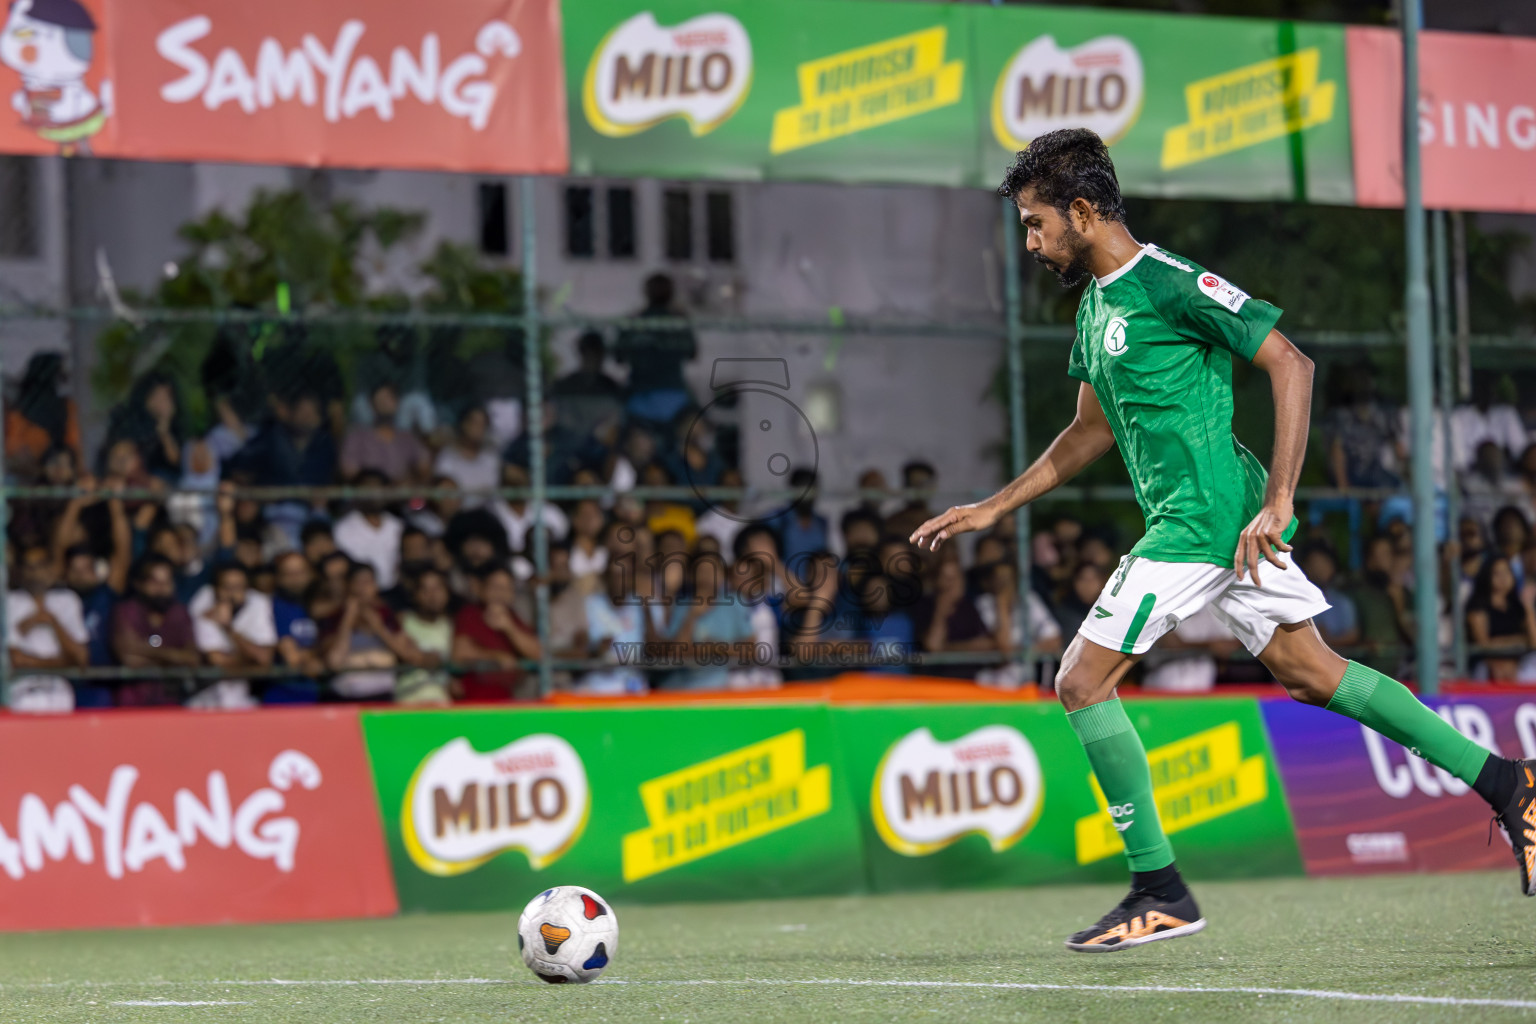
[1235,328,1314,584]
[911,382,1116,551]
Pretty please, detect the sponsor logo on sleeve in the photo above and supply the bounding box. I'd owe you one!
[871,725,1043,856]
[991,34,1143,151]
[402,734,589,876]
[583,11,751,138]
[1197,272,1250,313]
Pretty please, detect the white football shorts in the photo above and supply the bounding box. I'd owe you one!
[1075,551,1330,657]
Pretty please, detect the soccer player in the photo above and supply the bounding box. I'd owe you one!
[910,128,1535,952]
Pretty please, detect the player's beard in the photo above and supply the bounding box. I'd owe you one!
[1034,220,1093,288]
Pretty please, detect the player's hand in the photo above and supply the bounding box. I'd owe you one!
[1234,500,1294,587]
[910,503,999,552]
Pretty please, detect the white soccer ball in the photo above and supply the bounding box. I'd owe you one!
[517,885,619,984]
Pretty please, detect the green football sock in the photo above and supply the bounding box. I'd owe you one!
[1325,661,1491,785]
[1066,698,1174,872]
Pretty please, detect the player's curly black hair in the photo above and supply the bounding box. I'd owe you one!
[996,127,1126,224]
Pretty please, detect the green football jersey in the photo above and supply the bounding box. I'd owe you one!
[1068,243,1296,567]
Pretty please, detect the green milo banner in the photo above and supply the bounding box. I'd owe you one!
[361,698,1300,912]
[361,705,864,911]
[563,0,1354,201]
[974,6,1353,202]
[834,699,1302,894]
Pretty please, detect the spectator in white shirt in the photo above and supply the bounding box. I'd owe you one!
[334,468,405,589]
[1452,374,1528,472]
[974,558,1062,688]
[494,462,569,554]
[1140,605,1241,693]
[433,405,500,508]
[189,562,276,709]
[694,467,746,560]
[568,499,609,581]
[6,544,88,712]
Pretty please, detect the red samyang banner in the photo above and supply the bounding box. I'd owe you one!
[0,708,397,931]
[0,0,566,171]
[1348,26,1536,213]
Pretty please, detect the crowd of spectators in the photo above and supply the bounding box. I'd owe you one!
[7,324,1536,713]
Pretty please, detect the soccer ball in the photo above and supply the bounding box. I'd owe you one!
[517,885,619,984]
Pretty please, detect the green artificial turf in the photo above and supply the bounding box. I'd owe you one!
[1,872,1532,1023]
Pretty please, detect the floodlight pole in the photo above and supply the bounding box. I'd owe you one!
[1402,0,1440,693]
[1000,198,1032,664]
[522,176,554,697]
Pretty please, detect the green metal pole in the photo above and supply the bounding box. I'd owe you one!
[521,177,553,697]
[1432,209,1466,679]
[1402,0,1440,692]
[1000,198,1032,666]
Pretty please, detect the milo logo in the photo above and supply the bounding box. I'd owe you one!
[991,34,1143,150]
[583,11,752,137]
[871,725,1043,856]
[402,735,589,876]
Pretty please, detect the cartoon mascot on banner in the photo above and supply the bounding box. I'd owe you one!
[0,0,109,155]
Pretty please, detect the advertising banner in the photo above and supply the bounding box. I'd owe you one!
[361,704,865,912]
[1348,27,1536,213]
[973,6,1354,202]
[565,0,981,185]
[0,0,567,171]
[833,698,1303,893]
[0,708,396,932]
[1262,694,1536,876]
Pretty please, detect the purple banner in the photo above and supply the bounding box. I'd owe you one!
[1261,694,1536,875]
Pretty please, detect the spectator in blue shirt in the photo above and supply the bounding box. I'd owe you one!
[268,551,322,703]
[1300,543,1360,647]
[52,478,132,706]
[775,468,830,566]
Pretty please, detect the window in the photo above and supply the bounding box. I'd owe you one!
[564,186,595,258]
[663,188,693,261]
[705,190,734,263]
[0,157,37,259]
[477,181,508,256]
[607,186,636,258]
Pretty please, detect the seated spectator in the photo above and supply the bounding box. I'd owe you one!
[551,329,624,442]
[614,273,697,427]
[445,509,512,596]
[663,552,759,691]
[333,470,406,589]
[269,551,322,704]
[974,559,1062,688]
[695,467,746,559]
[1519,443,1536,523]
[433,405,500,506]
[6,352,81,482]
[234,390,337,489]
[1077,534,1117,574]
[849,571,915,678]
[1055,560,1109,641]
[915,558,998,679]
[112,554,199,706]
[189,562,276,709]
[1352,535,1414,677]
[855,467,892,518]
[341,382,430,484]
[51,475,130,671]
[577,558,651,695]
[494,462,569,554]
[103,372,183,485]
[841,508,883,559]
[546,544,593,690]
[1463,440,1524,527]
[1453,373,1527,472]
[453,564,541,701]
[884,460,938,546]
[410,476,463,538]
[774,468,829,566]
[568,500,609,581]
[1323,366,1400,489]
[642,462,696,547]
[1139,606,1241,693]
[9,444,77,552]
[1300,543,1360,647]
[322,562,418,701]
[1492,506,1532,588]
[384,528,432,609]
[302,520,337,568]
[1466,556,1536,682]
[504,400,588,486]
[309,550,352,622]
[6,543,88,713]
[397,567,455,705]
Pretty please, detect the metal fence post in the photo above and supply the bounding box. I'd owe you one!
[1000,198,1032,667]
[1402,0,1440,692]
[1432,209,1466,679]
[521,176,553,697]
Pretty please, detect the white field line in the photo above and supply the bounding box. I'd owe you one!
[113,1001,251,1007]
[3,976,1533,1010]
